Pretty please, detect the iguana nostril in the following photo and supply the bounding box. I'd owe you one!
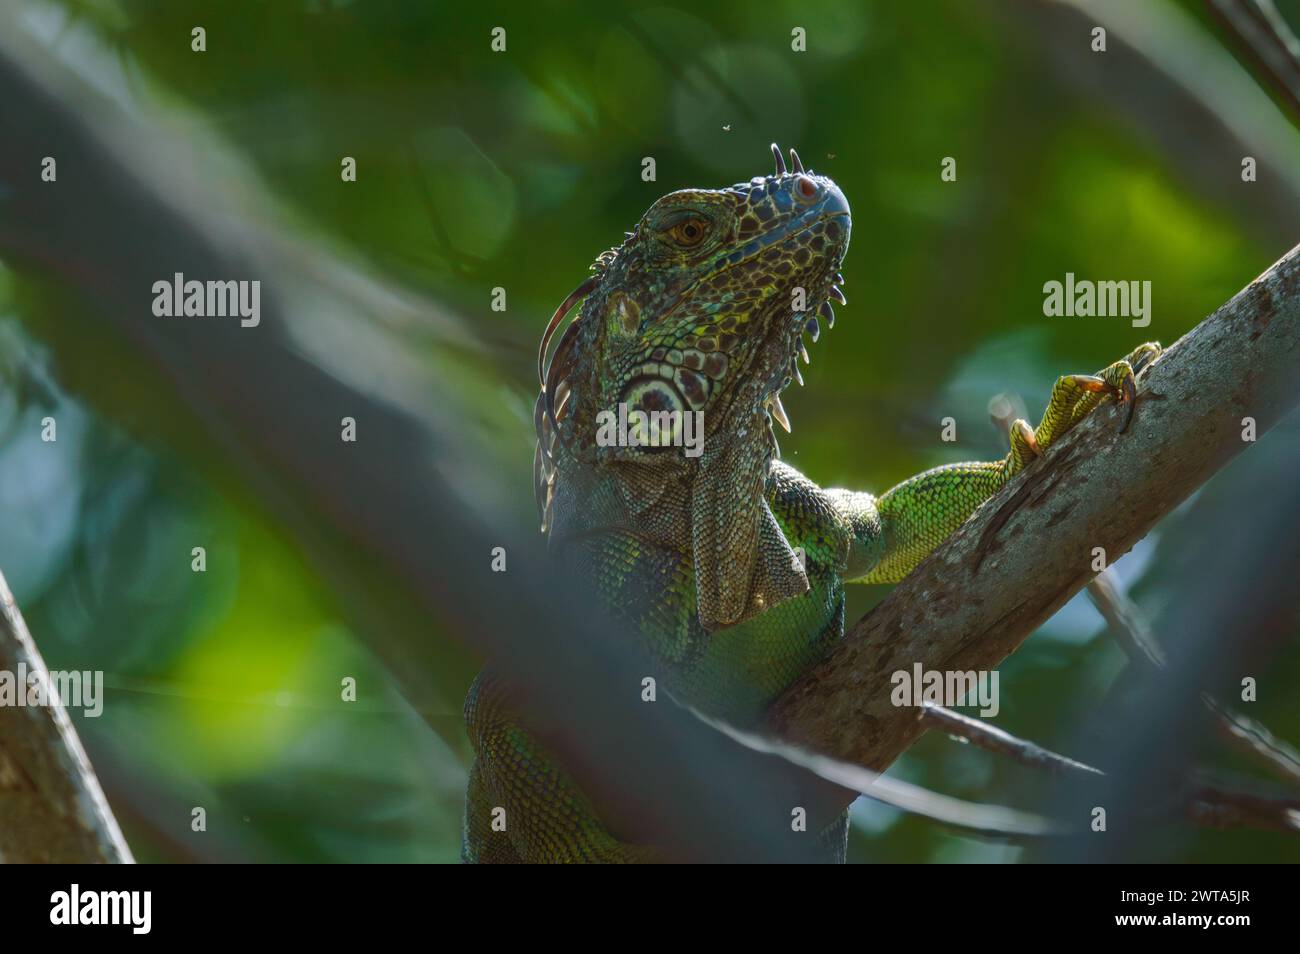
[796,175,819,200]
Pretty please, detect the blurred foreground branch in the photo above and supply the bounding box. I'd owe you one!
[0,20,824,861]
[1010,0,1300,250]
[1088,570,1300,787]
[768,241,1300,822]
[1209,0,1300,121]
[0,571,132,862]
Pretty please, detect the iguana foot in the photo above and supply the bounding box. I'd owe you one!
[1006,341,1161,477]
[848,341,1163,585]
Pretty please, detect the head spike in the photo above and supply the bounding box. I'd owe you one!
[798,339,811,365]
[768,394,792,433]
[538,276,597,388]
[819,300,835,329]
[789,148,804,174]
[830,285,847,306]
[771,142,786,176]
[805,316,820,342]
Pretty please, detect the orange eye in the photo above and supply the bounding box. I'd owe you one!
[669,217,710,247]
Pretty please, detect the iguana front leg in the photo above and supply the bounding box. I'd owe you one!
[842,343,1161,583]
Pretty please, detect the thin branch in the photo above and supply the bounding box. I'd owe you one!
[1187,781,1300,832]
[913,704,1298,835]
[693,706,1061,839]
[1204,694,1300,788]
[1086,571,1166,670]
[701,703,1298,842]
[1088,569,1300,788]
[0,571,132,863]
[919,703,1103,778]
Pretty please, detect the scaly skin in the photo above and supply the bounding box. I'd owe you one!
[463,145,1160,863]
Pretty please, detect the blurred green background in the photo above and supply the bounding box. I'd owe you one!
[1,0,1297,862]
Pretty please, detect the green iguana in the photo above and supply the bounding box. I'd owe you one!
[463,144,1159,862]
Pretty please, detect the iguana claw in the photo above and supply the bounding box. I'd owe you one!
[1118,371,1138,433]
[1068,370,1138,433]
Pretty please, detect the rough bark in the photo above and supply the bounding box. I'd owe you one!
[0,573,133,862]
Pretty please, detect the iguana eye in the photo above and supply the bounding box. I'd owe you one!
[668,216,710,248]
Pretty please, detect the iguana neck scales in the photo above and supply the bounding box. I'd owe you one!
[465,144,1159,863]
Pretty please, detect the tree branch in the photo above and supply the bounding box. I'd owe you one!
[767,241,1300,819]
[919,703,1102,778]
[1205,696,1300,788]
[1187,780,1300,832]
[0,571,132,862]
[702,701,1299,840]
[1086,571,1167,670]
[1088,569,1300,788]
[918,703,1299,834]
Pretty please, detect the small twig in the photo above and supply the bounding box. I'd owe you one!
[919,703,1103,778]
[702,702,1299,842]
[918,704,1299,836]
[1186,780,1300,832]
[1086,571,1166,670]
[1203,694,1300,787]
[692,704,1062,839]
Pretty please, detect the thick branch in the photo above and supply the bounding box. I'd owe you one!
[767,242,1300,815]
[0,572,132,862]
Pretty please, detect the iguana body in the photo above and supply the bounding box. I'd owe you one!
[463,145,1159,862]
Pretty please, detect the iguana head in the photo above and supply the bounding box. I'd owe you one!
[537,145,851,630]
